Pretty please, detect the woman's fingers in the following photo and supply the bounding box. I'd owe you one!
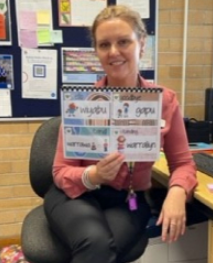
[169,222,179,242]
[97,152,125,181]
[162,219,186,243]
[100,152,124,167]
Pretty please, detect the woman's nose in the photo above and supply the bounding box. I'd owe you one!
[109,45,119,55]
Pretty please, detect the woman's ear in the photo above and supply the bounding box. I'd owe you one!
[140,47,144,56]
[139,39,145,58]
[140,46,145,58]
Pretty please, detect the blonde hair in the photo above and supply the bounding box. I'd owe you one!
[90,5,147,46]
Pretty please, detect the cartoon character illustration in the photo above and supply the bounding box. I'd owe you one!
[91,142,97,150]
[117,109,122,118]
[66,102,78,117]
[123,102,129,117]
[103,139,108,152]
[117,135,126,153]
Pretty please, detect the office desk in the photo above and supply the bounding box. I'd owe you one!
[153,156,213,263]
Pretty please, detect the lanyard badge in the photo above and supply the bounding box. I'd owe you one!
[127,162,138,211]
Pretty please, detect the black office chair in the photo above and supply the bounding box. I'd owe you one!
[21,116,150,263]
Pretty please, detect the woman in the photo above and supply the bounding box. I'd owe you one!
[44,5,197,263]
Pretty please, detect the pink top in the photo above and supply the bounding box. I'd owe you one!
[53,77,197,199]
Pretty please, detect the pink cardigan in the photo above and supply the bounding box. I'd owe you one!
[53,77,197,198]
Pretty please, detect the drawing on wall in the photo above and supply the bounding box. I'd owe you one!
[0,0,12,45]
[0,54,14,89]
[62,47,104,84]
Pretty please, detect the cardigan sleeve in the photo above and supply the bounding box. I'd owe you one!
[161,90,197,200]
[52,125,90,198]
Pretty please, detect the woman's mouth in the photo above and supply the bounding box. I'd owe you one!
[109,61,125,66]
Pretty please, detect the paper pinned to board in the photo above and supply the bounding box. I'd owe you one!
[0,89,12,116]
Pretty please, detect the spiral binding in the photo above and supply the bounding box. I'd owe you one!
[61,85,163,93]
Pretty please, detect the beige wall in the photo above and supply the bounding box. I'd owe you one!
[0,0,213,239]
[0,121,43,238]
[158,0,213,119]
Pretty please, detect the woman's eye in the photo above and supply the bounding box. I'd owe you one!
[119,39,130,46]
[99,43,109,49]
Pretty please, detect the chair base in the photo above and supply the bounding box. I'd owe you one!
[21,205,70,263]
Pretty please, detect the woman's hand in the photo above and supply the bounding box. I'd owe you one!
[156,186,187,243]
[89,152,125,185]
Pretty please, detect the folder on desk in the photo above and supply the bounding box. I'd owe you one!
[189,142,213,153]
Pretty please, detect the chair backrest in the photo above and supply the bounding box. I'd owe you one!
[29,116,61,198]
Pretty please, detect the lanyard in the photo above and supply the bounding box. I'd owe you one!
[127,162,138,211]
[128,162,135,193]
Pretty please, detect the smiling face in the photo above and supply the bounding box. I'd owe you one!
[95,18,144,87]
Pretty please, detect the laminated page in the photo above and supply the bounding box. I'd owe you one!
[61,86,162,161]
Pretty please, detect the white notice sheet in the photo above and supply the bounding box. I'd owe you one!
[116,0,150,19]
[0,89,12,117]
[22,48,57,99]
